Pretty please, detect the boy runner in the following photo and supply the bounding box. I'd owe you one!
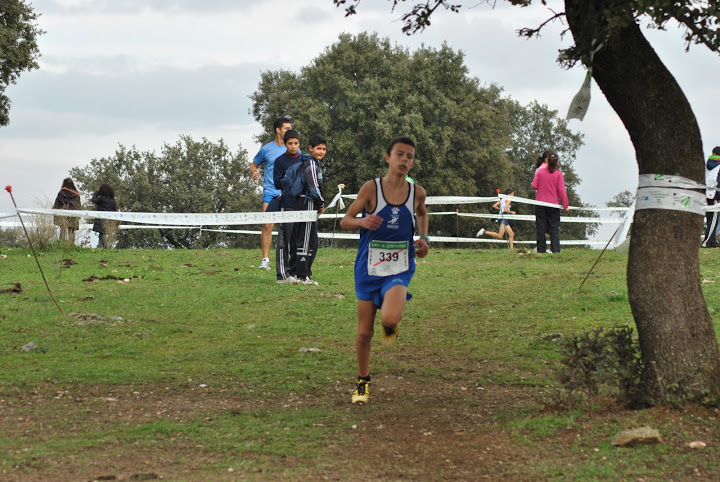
[340,136,429,404]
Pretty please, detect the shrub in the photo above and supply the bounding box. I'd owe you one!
[556,326,642,405]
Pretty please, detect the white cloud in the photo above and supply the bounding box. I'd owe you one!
[2,0,718,222]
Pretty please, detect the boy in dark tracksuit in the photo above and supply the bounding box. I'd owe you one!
[294,134,327,285]
[702,146,720,248]
[273,130,303,282]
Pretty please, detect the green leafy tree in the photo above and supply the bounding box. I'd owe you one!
[335,0,720,405]
[0,0,43,126]
[506,100,596,241]
[70,136,260,249]
[607,190,635,208]
[251,33,588,242]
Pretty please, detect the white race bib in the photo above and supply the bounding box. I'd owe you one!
[367,240,409,277]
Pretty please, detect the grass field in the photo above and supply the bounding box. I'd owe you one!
[1,245,719,480]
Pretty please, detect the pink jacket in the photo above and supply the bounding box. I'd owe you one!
[532,167,569,210]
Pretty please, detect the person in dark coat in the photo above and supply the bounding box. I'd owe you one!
[91,183,118,248]
[52,177,82,243]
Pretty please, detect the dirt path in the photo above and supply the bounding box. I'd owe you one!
[1,375,548,481]
[3,351,719,481]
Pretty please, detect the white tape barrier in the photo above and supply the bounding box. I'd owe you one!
[329,192,630,212]
[323,182,629,212]
[1,221,614,247]
[498,194,629,212]
[201,228,608,246]
[0,221,93,229]
[12,189,630,225]
[7,185,628,247]
[203,228,360,239]
[328,193,499,207]
[15,207,318,225]
[6,214,615,227]
[457,213,620,224]
[11,205,616,225]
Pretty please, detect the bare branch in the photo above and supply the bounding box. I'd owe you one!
[517,10,565,39]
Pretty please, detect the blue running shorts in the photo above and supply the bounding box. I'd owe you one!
[356,272,414,308]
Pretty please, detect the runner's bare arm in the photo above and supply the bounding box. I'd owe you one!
[340,181,382,231]
[414,185,429,258]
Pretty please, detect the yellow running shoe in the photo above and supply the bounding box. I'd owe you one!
[381,324,399,347]
[351,378,370,404]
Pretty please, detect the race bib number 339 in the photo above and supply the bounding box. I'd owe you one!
[367,240,409,277]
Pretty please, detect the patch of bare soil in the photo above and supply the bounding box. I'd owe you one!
[1,385,268,481]
[2,351,719,481]
[2,381,522,480]
[326,376,544,480]
[0,282,23,293]
[60,259,77,268]
[83,275,139,282]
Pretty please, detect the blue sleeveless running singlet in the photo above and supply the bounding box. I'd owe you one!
[354,178,416,293]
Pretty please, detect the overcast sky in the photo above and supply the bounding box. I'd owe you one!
[1,0,719,219]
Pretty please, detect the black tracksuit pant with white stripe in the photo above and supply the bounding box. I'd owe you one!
[276,207,297,280]
[703,198,720,248]
[294,198,319,280]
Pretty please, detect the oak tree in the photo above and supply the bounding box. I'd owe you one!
[0,0,43,126]
[251,33,589,242]
[335,0,720,405]
[70,136,259,249]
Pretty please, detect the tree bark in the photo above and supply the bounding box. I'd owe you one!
[565,0,720,405]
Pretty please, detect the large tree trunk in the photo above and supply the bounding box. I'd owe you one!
[565,0,720,405]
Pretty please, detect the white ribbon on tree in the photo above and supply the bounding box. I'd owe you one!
[635,174,707,215]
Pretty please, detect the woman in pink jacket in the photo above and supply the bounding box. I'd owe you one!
[531,150,569,253]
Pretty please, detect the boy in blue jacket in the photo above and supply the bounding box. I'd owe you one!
[273,130,303,282]
[294,134,327,285]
